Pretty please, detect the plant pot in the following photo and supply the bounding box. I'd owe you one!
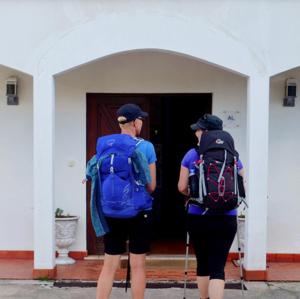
[55,216,79,265]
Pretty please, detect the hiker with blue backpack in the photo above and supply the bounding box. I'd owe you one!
[85,103,156,299]
[178,114,245,299]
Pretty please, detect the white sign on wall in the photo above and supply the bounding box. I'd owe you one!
[222,110,240,128]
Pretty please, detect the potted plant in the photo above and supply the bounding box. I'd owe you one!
[55,208,79,265]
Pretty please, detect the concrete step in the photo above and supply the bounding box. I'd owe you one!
[84,254,197,268]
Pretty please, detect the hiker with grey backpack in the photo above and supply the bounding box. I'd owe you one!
[178,114,246,299]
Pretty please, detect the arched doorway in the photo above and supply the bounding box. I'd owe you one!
[54,49,247,256]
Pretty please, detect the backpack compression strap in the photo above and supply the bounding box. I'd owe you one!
[234,156,238,196]
[197,155,207,205]
[109,154,115,173]
[218,150,227,184]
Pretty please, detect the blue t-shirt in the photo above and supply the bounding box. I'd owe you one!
[181,148,243,216]
[135,138,157,165]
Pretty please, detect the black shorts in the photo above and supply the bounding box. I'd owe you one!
[187,214,237,280]
[104,211,152,255]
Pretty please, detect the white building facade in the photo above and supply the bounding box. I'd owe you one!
[0,0,299,279]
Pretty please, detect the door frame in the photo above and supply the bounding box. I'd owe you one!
[86,93,212,254]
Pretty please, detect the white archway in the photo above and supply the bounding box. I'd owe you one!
[31,14,270,279]
[31,12,262,78]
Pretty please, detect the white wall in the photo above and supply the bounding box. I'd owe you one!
[0,51,246,252]
[268,2,300,75]
[55,81,87,251]
[0,66,33,250]
[2,51,299,254]
[0,0,300,254]
[55,51,247,251]
[1,0,299,77]
[269,69,300,253]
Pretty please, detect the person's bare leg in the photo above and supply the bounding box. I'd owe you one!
[130,253,146,299]
[96,254,120,299]
[208,279,225,299]
[197,276,209,298]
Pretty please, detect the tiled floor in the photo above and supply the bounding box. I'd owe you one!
[0,259,33,280]
[267,262,300,281]
[0,259,299,282]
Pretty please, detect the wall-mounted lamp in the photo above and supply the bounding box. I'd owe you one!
[6,77,18,105]
[283,78,297,107]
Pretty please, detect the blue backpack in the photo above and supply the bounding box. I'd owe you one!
[96,134,152,218]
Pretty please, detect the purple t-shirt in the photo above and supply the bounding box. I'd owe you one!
[181,148,243,216]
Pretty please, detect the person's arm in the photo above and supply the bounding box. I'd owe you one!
[178,165,190,196]
[238,163,246,194]
[238,167,245,178]
[147,162,156,193]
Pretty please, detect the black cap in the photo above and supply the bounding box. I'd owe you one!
[117,103,149,124]
[190,114,223,131]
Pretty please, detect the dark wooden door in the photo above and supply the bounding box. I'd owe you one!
[86,94,150,254]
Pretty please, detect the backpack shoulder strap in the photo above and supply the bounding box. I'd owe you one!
[133,137,144,147]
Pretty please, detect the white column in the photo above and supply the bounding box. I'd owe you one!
[33,74,56,270]
[244,75,269,271]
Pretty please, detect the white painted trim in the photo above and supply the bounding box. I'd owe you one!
[244,75,269,270]
[33,74,56,269]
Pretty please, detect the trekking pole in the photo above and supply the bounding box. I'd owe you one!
[124,239,131,293]
[236,215,245,297]
[183,232,190,299]
[125,253,131,292]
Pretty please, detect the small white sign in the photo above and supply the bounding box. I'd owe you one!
[222,110,240,128]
